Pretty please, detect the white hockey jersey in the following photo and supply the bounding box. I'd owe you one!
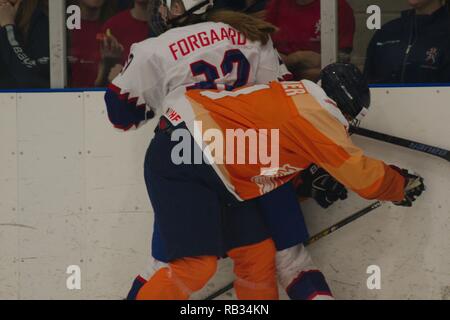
[105,21,291,131]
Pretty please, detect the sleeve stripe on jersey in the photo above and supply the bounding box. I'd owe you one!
[105,83,147,131]
[108,83,146,109]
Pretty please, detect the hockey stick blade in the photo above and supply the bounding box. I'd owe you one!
[350,126,450,162]
[204,201,382,300]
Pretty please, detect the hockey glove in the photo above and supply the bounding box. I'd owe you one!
[390,166,426,207]
[296,164,348,209]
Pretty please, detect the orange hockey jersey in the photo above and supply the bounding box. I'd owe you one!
[169,80,406,202]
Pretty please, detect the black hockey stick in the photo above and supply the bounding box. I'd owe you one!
[349,126,450,162]
[303,201,382,246]
[204,201,382,300]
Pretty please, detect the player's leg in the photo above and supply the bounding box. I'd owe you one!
[126,118,277,300]
[257,182,333,300]
[136,256,218,300]
[277,244,333,300]
[144,123,241,260]
[223,199,278,300]
[126,221,168,300]
[126,257,161,300]
[227,239,278,300]
[126,122,227,299]
[127,276,147,300]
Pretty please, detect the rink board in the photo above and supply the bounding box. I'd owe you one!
[0,87,449,299]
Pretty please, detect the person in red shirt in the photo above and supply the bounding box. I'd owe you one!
[95,0,151,86]
[68,0,117,88]
[266,0,355,81]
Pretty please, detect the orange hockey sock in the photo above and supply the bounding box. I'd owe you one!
[228,239,278,300]
[136,256,218,300]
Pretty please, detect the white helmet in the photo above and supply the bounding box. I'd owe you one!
[166,0,214,15]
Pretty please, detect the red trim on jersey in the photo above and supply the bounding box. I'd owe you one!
[106,83,146,131]
[137,275,148,284]
[107,83,146,109]
[325,98,338,108]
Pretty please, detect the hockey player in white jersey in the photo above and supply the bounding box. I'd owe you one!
[106,0,291,130]
[106,0,336,300]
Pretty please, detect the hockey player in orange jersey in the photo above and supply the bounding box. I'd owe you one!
[132,63,425,300]
[179,63,425,205]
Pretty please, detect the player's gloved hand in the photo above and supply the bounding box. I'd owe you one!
[295,164,348,209]
[390,166,426,207]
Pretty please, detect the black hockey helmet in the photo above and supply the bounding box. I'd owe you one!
[320,63,371,122]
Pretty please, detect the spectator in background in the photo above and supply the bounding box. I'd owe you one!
[364,0,450,84]
[0,0,50,89]
[95,0,150,86]
[68,0,117,88]
[266,0,355,81]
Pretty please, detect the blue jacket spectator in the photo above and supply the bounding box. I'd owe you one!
[364,2,450,84]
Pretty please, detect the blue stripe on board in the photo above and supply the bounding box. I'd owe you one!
[0,88,107,93]
[1,83,450,93]
[369,83,450,88]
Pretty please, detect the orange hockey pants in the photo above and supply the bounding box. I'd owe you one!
[136,239,278,300]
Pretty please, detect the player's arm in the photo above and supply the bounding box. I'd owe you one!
[255,38,293,83]
[300,108,424,205]
[104,43,162,131]
[293,164,348,209]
